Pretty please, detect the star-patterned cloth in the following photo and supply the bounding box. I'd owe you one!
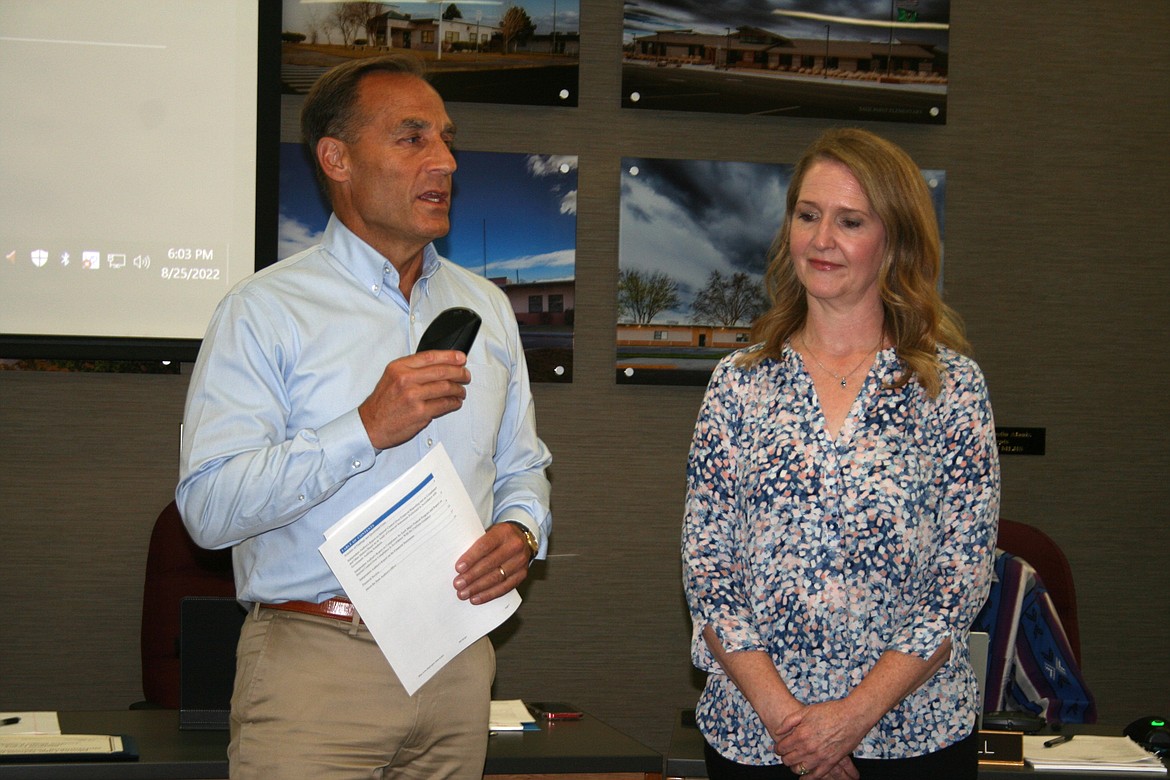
[973,550,1097,723]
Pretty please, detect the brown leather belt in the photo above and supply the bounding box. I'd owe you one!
[260,597,362,623]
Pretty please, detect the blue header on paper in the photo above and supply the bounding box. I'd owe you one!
[340,472,434,554]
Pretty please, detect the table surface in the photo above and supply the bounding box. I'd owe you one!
[1,709,661,779]
[665,710,1168,780]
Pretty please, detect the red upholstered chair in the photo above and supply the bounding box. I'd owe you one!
[137,500,235,708]
[995,518,1081,665]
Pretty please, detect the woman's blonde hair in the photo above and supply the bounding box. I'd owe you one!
[744,127,968,398]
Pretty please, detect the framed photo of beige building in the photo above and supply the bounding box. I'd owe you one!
[622,0,950,123]
[283,0,580,107]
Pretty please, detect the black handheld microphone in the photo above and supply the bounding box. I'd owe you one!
[416,307,481,354]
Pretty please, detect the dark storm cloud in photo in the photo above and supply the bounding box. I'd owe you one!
[623,0,950,47]
[622,157,792,280]
[619,156,947,325]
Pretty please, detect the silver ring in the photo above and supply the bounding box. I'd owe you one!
[498,565,507,580]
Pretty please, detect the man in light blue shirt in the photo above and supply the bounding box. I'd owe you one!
[177,54,551,780]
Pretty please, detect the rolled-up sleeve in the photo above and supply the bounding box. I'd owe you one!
[683,360,765,668]
[887,363,1001,658]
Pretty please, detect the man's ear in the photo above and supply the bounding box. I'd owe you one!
[317,137,350,183]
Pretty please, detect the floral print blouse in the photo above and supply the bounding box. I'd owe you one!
[683,343,1000,763]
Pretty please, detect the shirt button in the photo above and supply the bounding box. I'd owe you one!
[352,460,362,469]
[426,437,434,447]
[371,284,380,293]
[298,494,306,502]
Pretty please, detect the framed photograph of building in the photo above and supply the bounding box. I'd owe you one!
[280,144,577,382]
[622,1,950,123]
[617,156,945,385]
[282,0,579,107]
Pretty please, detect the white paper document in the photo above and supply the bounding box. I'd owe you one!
[0,712,60,735]
[489,700,538,731]
[1024,735,1167,774]
[0,734,127,757]
[320,444,521,696]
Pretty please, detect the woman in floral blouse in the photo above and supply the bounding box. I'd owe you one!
[683,128,1000,780]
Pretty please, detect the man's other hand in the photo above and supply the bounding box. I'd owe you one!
[453,523,532,605]
[359,350,470,450]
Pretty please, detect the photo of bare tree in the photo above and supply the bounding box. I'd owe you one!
[623,0,950,123]
[617,156,946,385]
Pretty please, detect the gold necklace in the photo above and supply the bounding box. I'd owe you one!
[799,334,884,389]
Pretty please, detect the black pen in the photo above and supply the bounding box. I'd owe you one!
[1044,734,1073,748]
[0,717,21,727]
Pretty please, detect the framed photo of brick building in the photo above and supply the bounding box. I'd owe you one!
[622,1,950,123]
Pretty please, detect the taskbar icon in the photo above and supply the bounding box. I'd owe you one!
[1,247,151,271]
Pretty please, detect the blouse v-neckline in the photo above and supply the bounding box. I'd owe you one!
[790,344,889,443]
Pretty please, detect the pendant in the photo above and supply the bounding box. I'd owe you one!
[840,378,847,388]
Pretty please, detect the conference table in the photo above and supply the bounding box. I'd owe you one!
[1,709,662,780]
[664,710,1168,780]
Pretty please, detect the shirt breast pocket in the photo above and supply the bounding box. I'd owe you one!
[464,361,508,456]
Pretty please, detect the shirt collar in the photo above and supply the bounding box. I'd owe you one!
[322,215,442,299]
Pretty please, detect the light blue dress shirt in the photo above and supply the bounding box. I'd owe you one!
[177,215,552,605]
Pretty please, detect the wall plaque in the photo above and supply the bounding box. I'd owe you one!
[996,427,1046,456]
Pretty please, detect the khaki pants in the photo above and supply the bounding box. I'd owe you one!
[229,605,495,779]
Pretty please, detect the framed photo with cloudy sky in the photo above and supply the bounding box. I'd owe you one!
[622,0,950,123]
[617,156,946,385]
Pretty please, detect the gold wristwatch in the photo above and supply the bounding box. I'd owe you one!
[504,521,539,561]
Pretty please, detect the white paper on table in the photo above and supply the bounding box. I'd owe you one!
[490,700,538,731]
[319,443,520,696]
[1023,735,1167,773]
[0,712,61,735]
